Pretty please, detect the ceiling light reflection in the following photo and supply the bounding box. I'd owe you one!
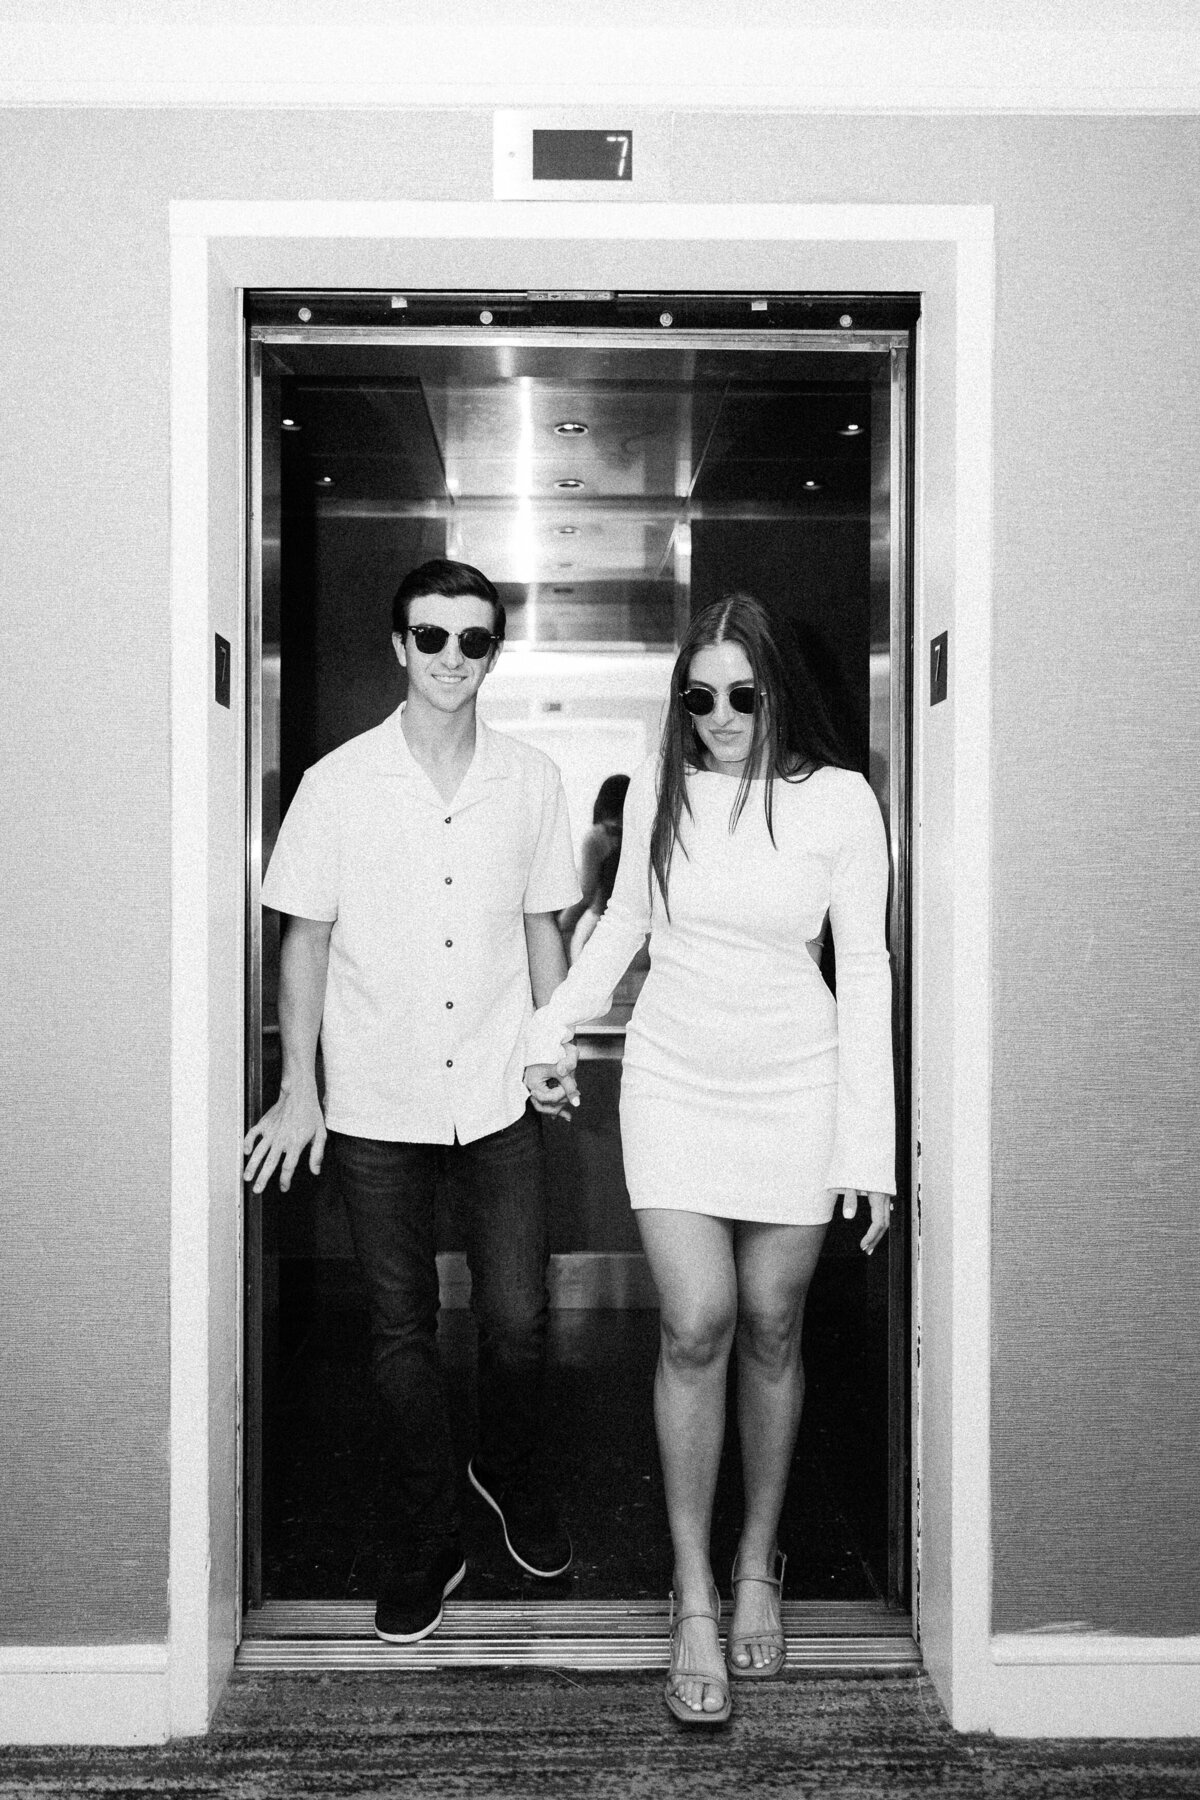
[512,377,537,585]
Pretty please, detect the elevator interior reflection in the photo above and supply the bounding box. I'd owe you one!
[246,311,910,1622]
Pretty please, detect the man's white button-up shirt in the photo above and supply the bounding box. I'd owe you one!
[261,706,580,1145]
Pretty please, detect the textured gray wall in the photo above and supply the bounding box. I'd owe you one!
[0,107,1197,1643]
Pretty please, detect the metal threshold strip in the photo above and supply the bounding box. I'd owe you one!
[238,1600,919,1673]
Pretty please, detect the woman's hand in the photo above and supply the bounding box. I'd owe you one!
[837,1189,893,1255]
[523,1045,581,1119]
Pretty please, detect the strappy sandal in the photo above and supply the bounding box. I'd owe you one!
[727,1548,788,1680]
[664,1584,732,1726]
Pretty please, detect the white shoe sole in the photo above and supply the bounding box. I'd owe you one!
[467,1460,573,1578]
[373,1557,466,1643]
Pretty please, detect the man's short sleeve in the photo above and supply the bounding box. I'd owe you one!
[261,769,340,921]
[523,761,581,915]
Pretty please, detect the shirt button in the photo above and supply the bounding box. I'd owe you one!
[446,1058,453,1068]
[445,939,453,948]
[444,816,452,824]
[446,1000,454,1010]
[444,875,452,885]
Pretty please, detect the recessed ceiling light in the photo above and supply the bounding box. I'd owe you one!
[802,479,822,492]
[555,525,579,536]
[555,478,585,490]
[554,421,589,436]
[281,417,302,432]
[838,422,863,437]
[316,475,335,487]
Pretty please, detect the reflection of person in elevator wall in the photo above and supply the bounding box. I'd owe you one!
[557,771,630,949]
[242,559,580,1648]
[524,593,895,1726]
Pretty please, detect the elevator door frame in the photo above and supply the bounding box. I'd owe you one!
[243,312,915,1647]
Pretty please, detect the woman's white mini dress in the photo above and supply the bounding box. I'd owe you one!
[525,758,895,1225]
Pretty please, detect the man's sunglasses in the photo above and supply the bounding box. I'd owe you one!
[680,684,758,717]
[407,624,499,660]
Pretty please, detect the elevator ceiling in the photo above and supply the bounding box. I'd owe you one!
[276,342,885,647]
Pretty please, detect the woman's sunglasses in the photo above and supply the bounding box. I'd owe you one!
[408,624,499,660]
[680,684,758,717]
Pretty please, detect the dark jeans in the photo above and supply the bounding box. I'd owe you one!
[329,1107,550,1549]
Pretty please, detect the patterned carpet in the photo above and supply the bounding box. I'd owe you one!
[3,1672,1200,1798]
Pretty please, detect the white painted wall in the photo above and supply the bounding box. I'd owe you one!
[1,87,1199,1744]
[4,0,1200,110]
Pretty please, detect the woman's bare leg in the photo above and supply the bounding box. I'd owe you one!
[729,1220,828,1669]
[636,1207,738,1714]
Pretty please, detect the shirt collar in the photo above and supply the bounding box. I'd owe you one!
[375,703,507,796]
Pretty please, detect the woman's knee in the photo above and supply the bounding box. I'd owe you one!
[660,1303,736,1372]
[736,1300,804,1373]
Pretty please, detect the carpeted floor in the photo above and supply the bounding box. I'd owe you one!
[3,1672,1200,1798]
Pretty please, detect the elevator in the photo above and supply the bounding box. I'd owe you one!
[240,289,916,1669]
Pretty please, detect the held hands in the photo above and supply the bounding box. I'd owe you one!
[524,1042,581,1121]
[837,1189,893,1255]
[243,1081,327,1195]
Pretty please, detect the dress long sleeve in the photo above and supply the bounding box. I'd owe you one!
[523,762,655,1068]
[823,777,896,1196]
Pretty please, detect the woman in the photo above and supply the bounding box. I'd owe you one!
[557,772,630,947]
[524,595,894,1725]
[568,842,620,962]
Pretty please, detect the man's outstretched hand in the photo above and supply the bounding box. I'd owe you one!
[243,1082,327,1194]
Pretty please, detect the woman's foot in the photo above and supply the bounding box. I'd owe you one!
[665,1582,732,1724]
[727,1548,787,1679]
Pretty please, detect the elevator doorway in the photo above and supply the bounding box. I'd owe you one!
[242,291,915,1663]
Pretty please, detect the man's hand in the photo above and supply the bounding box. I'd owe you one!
[243,1082,327,1195]
[837,1189,893,1255]
[524,1044,580,1120]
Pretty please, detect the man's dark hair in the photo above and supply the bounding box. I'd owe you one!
[391,558,506,639]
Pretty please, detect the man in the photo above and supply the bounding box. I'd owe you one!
[243,558,581,1644]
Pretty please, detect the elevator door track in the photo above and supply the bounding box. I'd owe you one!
[239,1598,918,1672]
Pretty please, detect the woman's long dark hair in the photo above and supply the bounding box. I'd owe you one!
[649,593,853,914]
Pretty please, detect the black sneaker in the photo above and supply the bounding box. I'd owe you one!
[467,1457,573,1578]
[373,1537,466,1643]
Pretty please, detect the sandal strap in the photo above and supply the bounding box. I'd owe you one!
[731,1550,786,1593]
[668,1583,722,1632]
[666,1590,730,1701]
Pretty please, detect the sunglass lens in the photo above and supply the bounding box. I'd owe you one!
[409,625,494,658]
[681,686,757,716]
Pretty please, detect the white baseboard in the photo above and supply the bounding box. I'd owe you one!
[0,1646,170,1745]
[990,1635,1200,1737]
